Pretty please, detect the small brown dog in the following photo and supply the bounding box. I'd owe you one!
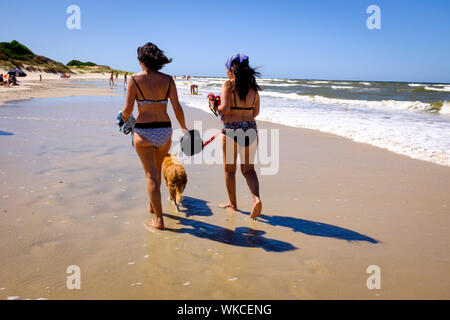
[162,153,187,211]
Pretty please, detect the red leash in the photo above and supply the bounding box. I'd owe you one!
[202,131,221,148]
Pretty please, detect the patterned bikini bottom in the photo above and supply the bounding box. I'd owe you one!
[134,122,172,147]
[222,121,258,147]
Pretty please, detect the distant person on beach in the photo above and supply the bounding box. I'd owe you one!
[109,71,114,86]
[190,84,198,95]
[217,53,262,219]
[39,74,42,82]
[121,42,188,230]
[116,72,119,80]
[9,74,17,86]
[1,74,8,86]
[124,72,128,85]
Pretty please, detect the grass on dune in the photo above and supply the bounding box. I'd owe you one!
[0,40,130,75]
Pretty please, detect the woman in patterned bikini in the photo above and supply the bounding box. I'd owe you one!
[121,42,188,230]
[217,53,262,219]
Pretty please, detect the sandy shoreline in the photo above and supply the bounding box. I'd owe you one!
[0,84,449,299]
[0,70,125,105]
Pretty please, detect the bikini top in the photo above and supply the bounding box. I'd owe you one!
[132,75,171,106]
[230,89,257,110]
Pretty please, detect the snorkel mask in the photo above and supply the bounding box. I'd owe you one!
[225,53,249,71]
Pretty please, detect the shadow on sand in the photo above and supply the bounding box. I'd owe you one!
[180,196,213,217]
[164,212,296,252]
[238,210,378,243]
[161,196,378,252]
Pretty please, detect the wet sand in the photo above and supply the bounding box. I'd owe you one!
[0,91,449,299]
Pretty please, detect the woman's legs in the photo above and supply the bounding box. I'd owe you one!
[134,132,171,230]
[221,134,262,217]
[240,138,262,219]
[149,137,171,214]
[221,134,238,210]
[240,163,262,218]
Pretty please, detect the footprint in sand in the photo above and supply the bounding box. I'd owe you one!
[303,259,333,279]
[288,281,315,299]
[130,282,143,286]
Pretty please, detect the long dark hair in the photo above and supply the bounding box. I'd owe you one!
[137,42,172,72]
[230,59,260,100]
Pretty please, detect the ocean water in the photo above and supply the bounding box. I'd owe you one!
[176,78,450,166]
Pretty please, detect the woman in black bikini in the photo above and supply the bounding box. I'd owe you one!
[217,54,262,219]
[121,43,188,230]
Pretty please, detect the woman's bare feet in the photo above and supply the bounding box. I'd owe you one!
[220,203,237,211]
[146,218,164,230]
[250,197,262,219]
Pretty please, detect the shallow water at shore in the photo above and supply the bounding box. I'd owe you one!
[178,78,450,166]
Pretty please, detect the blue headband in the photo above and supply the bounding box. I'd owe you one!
[225,53,249,71]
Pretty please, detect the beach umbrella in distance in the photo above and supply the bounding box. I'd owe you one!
[8,69,27,77]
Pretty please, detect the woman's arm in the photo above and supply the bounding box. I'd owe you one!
[253,91,260,118]
[122,77,136,122]
[168,78,188,131]
[217,80,232,115]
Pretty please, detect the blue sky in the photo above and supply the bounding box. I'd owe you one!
[1,0,449,82]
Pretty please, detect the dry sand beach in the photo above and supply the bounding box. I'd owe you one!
[0,69,119,103]
[0,79,449,299]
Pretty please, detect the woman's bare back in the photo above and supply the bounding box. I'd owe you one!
[132,71,172,123]
[224,80,259,123]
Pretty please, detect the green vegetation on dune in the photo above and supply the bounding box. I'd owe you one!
[0,40,70,73]
[68,64,131,75]
[66,59,131,75]
[0,40,130,75]
[0,40,34,60]
[67,60,97,67]
[92,67,130,75]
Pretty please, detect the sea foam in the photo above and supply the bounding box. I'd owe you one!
[176,78,450,166]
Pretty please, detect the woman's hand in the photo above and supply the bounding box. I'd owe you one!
[121,111,131,123]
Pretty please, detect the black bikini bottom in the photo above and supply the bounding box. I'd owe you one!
[134,121,171,129]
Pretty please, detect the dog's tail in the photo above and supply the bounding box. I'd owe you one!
[169,186,182,212]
